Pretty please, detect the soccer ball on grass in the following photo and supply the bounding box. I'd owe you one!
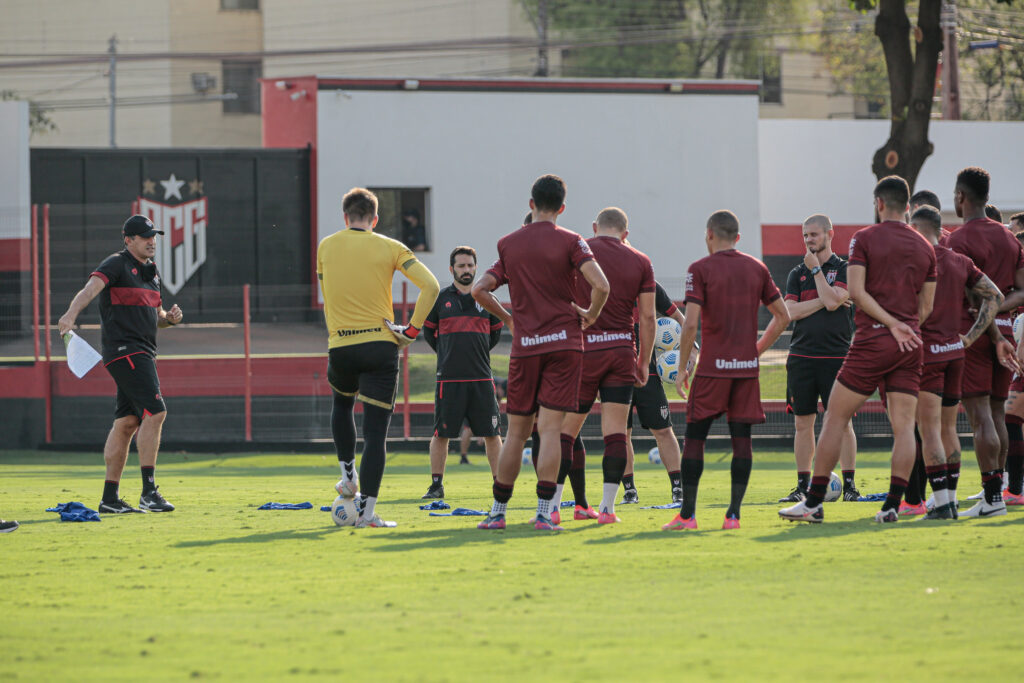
[824,472,843,503]
[331,495,358,526]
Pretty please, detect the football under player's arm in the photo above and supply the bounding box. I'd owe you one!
[472,273,513,332]
[999,267,1024,313]
[847,264,921,352]
[757,297,791,356]
[58,276,105,335]
[572,260,610,329]
[401,258,441,332]
[673,302,701,398]
[635,291,656,386]
[962,274,1002,348]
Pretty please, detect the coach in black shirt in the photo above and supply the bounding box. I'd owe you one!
[420,246,504,498]
[58,214,183,514]
[779,214,859,503]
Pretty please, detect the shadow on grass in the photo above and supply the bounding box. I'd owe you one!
[173,527,340,547]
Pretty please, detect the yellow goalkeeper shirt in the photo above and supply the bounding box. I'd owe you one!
[317,227,440,349]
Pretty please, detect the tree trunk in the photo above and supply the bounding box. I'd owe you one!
[870,0,943,191]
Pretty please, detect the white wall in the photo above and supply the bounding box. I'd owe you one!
[316,87,762,298]
[760,119,1024,225]
[0,101,31,239]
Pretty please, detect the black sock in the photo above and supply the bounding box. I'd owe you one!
[530,430,541,471]
[797,471,810,491]
[1007,423,1024,495]
[431,474,443,487]
[668,469,681,490]
[622,473,636,492]
[359,404,392,499]
[882,476,908,512]
[557,434,573,485]
[332,393,357,467]
[680,439,704,519]
[806,476,829,508]
[727,456,752,519]
[982,469,1003,504]
[947,458,961,491]
[141,466,156,494]
[103,480,119,502]
[905,456,924,505]
[842,469,855,491]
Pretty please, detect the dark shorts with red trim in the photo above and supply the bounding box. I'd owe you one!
[434,379,501,438]
[327,341,399,410]
[105,352,166,420]
[576,347,636,413]
[920,357,964,402]
[507,350,583,416]
[961,334,1012,401]
[786,355,845,415]
[836,334,922,397]
[630,371,672,431]
[687,376,764,424]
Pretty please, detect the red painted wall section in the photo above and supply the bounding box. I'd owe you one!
[260,75,319,149]
[762,223,963,257]
[0,237,30,272]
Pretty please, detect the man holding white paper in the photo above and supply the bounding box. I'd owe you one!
[58,214,183,514]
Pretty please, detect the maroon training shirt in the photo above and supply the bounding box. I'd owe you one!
[922,245,983,362]
[684,249,781,378]
[487,221,594,358]
[575,235,655,352]
[847,221,937,341]
[947,216,1024,340]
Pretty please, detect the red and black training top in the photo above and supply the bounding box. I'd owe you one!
[90,250,162,363]
[423,284,503,381]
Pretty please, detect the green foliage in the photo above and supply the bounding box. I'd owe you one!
[816,3,889,116]
[958,0,1024,120]
[0,89,57,136]
[523,0,805,81]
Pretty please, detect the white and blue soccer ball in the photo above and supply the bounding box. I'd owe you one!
[824,472,843,503]
[522,447,532,465]
[656,351,679,384]
[331,495,359,526]
[655,317,682,354]
[1014,312,1024,345]
[648,447,662,465]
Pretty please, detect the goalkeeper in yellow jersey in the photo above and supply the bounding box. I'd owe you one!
[318,187,440,528]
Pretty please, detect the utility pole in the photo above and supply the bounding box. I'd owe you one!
[534,0,549,77]
[108,34,117,147]
[941,1,960,120]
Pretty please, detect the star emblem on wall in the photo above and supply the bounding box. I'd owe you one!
[142,179,156,196]
[188,179,204,196]
[159,173,186,201]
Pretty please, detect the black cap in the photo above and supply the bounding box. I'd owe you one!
[122,214,164,238]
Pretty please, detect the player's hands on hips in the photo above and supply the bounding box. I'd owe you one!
[572,303,599,329]
[57,312,76,336]
[995,337,1022,374]
[384,319,420,347]
[888,321,922,352]
[166,304,183,325]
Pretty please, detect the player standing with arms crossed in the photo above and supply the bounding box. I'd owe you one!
[909,205,1001,519]
[663,210,790,531]
[472,175,610,531]
[780,176,936,524]
[319,188,439,528]
[420,246,504,498]
[946,168,1024,518]
[558,207,656,524]
[58,215,183,513]
[779,214,858,503]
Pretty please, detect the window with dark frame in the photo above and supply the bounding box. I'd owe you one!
[368,188,431,253]
[222,60,262,114]
[220,0,259,10]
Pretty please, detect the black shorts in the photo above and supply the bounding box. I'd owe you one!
[105,352,166,420]
[434,379,501,438]
[327,341,399,410]
[786,355,845,416]
[629,371,672,431]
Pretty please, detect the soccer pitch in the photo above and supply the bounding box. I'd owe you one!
[2,449,1022,681]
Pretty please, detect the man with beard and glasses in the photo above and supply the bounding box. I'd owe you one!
[421,246,505,498]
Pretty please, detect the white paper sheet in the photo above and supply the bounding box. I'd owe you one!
[62,331,102,378]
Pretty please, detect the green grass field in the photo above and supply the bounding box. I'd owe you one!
[2,448,1022,681]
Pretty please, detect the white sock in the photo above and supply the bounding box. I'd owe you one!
[490,499,507,516]
[601,483,618,514]
[361,495,377,520]
[934,488,950,507]
[551,483,564,510]
[536,497,551,519]
[340,459,356,480]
